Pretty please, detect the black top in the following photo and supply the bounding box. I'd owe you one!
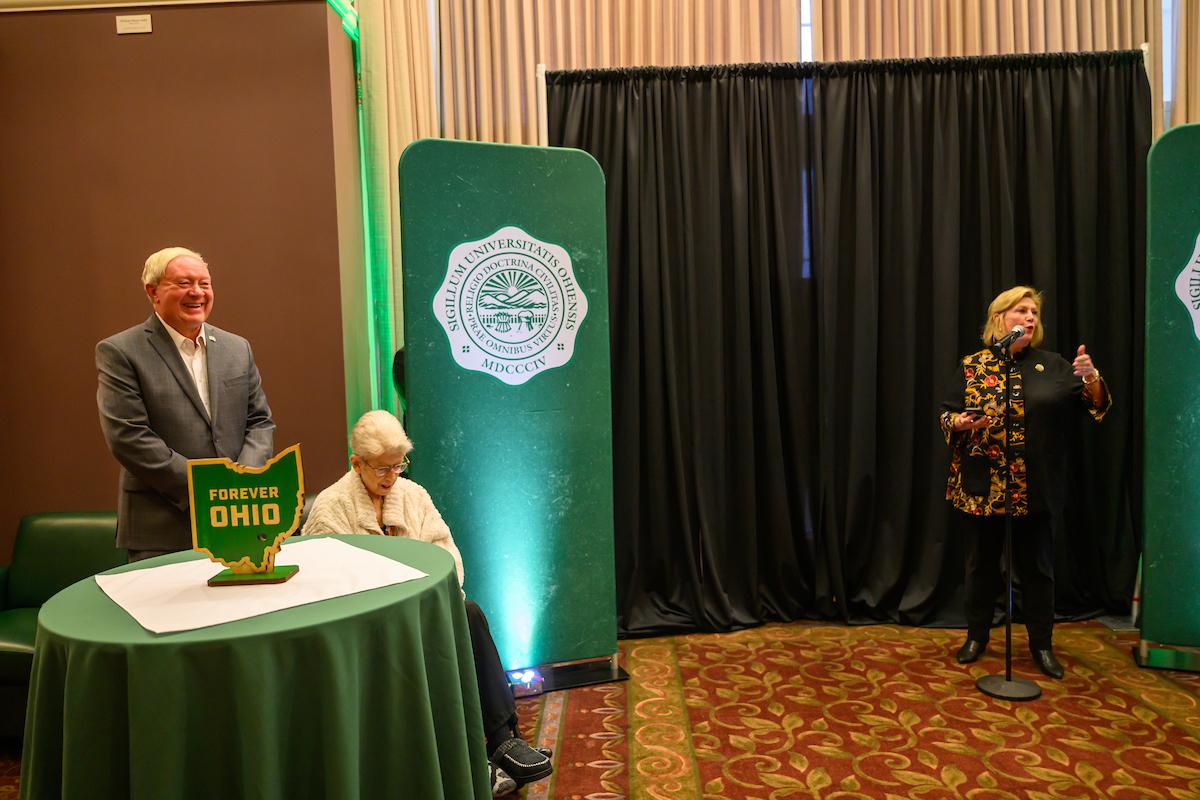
[939,346,1110,516]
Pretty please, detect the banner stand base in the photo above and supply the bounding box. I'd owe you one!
[208,565,300,587]
[1134,640,1200,673]
[510,655,629,698]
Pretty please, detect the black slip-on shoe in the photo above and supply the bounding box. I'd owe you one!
[491,737,554,786]
[489,764,517,797]
[1031,648,1065,679]
[956,639,987,664]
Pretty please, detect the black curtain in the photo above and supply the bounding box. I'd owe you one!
[546,51,1149,636]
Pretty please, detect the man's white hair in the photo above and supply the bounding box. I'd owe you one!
[351,410,413,460]
[142,246,205,287]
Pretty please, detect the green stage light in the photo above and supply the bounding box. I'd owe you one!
[508,668,544,698]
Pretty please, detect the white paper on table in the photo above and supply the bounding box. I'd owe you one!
[94,537,428,634]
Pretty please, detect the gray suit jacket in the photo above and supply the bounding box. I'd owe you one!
[96,314,275,551]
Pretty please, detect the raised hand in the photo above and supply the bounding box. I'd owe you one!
[1073,344,1097,380]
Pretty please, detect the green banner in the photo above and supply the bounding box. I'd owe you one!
[399,139,615,670]
[1142,123,1200,669]
[188,445,305,576]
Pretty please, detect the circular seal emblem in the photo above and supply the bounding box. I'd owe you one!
[433,226,588,385]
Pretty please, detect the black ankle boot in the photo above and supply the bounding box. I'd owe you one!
[1031,648,1064,679]
[956,639,987,664]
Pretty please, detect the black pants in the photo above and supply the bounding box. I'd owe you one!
[465,600,519,754]
[961,512,1055,651]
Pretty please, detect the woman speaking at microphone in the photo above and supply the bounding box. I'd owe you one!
[939,286,1110,678]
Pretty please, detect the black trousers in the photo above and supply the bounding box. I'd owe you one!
[465,600,519,754]
[960,512,1055,651]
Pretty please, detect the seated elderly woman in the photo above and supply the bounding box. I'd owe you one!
[302,410,551,797]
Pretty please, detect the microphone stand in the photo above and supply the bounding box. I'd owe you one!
[976,338,1041,701]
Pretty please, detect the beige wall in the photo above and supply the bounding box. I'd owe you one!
[0,1,355,558]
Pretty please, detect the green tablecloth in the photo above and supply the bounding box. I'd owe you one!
[20,535,490,799]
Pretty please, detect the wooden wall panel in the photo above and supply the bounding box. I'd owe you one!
[0,1,352,558]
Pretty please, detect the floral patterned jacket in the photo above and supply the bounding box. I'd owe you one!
[940,346,1110,516]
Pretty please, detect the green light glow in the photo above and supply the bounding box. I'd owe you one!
[445,440,577,671]
[500,585,536,672]
[331,0,395,431]
[353,42,381,410]
[325,0,359,42]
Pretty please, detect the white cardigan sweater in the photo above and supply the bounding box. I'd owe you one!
[301,469,465,589]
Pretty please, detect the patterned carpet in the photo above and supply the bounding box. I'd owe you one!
[0,740,16,800]
[514,621,1200,799]
[3,621,1198,798]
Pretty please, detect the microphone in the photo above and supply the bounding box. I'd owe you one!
[993,325,1025,350]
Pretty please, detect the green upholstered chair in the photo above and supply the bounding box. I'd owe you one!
[0,512,127,738]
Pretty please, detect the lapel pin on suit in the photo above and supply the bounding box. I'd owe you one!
[209,336,216,342]
[1035,364,1044,372]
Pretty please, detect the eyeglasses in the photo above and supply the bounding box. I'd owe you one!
[365,456,410,477]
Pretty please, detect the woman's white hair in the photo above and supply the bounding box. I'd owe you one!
[142,246,205,287]
[350,410,413,460]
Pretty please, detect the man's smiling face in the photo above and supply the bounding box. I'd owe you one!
[147,255,213,338]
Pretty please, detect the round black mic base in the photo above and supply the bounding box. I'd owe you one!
[976,674,1042,701]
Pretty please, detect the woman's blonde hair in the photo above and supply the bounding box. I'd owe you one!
[982,286,1044,347]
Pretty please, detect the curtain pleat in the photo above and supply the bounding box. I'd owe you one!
[548,52,1149,635]
[811,0,1164,138]
[548,63,826,632]
[438,0,797,145]
[814,0,1160,59]
[358,0,439,360]
[1173,0,1200,126]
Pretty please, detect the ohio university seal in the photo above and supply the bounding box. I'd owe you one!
[1175,229,1200,343]
[433,226,588,385]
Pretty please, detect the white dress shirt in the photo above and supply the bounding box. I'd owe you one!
[156,314,211,418]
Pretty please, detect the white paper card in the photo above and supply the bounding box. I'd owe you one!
[95,537,427,634]
[115,14,152,34]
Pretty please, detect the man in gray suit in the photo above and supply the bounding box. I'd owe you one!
[97,246,275,561]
